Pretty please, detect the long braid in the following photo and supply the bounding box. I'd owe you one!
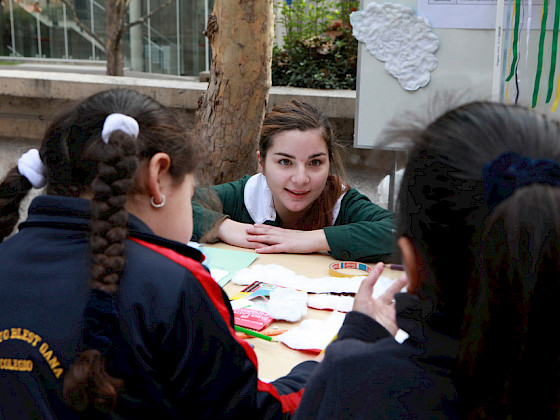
[63,129,139,412]
[0,167,33,241]
[89,130,139,293]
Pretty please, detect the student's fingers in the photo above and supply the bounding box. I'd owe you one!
[356,262,384,295]
[377,276,407,304]
[353,263,384,312]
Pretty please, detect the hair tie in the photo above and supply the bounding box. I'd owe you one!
[17,148,46,189]
[101,113,139,144]
[483,152,560,207]
[81,289,119,357]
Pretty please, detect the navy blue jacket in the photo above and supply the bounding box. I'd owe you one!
[0,195,315,419]
[294,294,459,419]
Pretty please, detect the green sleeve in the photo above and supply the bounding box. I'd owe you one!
[323,188,396,262]
[191,175,253,243]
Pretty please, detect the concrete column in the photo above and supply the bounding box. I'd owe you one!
[129,0,143,71]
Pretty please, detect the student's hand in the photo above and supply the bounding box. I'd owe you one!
[245,224,330,254]
[352,262,408,336]
[218,219,268,249]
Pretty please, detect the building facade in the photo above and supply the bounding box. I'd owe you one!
[0,0,213,76]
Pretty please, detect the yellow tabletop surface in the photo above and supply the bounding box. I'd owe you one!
[204,242,403,381]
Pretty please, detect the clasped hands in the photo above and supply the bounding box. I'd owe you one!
[218,220,329,254]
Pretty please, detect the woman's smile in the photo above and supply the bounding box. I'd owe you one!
[285,188,310,197]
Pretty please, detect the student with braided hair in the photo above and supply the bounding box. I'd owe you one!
[0,88,315,419]
[294,101,560,419]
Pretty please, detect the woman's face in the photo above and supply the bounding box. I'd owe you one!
[258,128,330,224]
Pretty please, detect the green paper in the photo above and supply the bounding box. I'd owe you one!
[546,0,560,102]
[506,0,522,82]
[532,0,550,107]
[201,246,258,287]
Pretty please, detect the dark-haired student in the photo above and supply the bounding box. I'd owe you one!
[294,101,560,419]
[0,88,315,419]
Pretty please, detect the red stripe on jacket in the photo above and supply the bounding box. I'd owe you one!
[130,238,302,414]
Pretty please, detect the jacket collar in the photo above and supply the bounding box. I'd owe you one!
[395,292,460,362]
[20,195,204,262]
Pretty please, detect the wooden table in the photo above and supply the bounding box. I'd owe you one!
[205,242,403,381]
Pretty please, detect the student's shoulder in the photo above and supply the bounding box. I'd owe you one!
[207,174,254,197]
[341,187,372,201]
[328,332,402,360]
[321,335,414,383]
[213,174,253,189]
[124,233,208,293]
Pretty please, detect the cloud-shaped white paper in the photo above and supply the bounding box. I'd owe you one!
[350,2,439,91]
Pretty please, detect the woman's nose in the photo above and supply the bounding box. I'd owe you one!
[291,164,310,184]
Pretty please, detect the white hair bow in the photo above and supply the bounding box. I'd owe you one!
[101,113,139,144]
[17,148,46,189]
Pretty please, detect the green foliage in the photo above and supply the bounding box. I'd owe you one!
[272,0,359,90]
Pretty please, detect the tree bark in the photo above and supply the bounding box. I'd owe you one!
[195,0,274,185]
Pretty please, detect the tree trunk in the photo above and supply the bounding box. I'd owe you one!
[105,0,125,76]
[195,0,274,185]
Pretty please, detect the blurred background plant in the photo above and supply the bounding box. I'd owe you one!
[272,0,359,90]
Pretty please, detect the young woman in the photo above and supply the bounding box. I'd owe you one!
[0,88,315,419]
[293,101,560,418]
[192,100,396,262]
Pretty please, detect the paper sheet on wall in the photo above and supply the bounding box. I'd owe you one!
[350,2,439,91]
[417,0,548,29]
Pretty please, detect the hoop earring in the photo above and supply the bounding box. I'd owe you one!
[150,194,166,208]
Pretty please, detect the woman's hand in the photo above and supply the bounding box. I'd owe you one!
[245,224,330,254]
[352,262,408,336]
[217,219,269,249]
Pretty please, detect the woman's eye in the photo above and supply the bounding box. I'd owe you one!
[309,159,322,167]
[279,159,291,166]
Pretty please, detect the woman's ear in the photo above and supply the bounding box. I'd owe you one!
[398,236,422,293]
[257,151,264,173]
[146,153,172,204]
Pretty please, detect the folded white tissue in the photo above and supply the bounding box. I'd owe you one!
[266,287,308,322]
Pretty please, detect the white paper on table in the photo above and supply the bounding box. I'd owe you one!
[232,263,404,313]
[210,268,229,283]
[277,311,346,353]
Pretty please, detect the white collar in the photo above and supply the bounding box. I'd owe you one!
[244,173,346,225]
[244,173,277,224]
